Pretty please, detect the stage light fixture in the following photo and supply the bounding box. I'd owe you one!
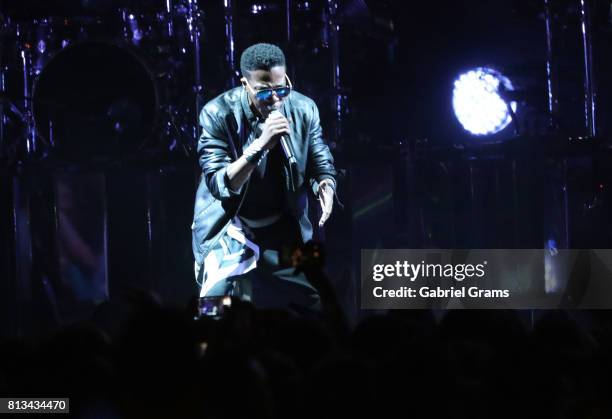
[452,67,517,136]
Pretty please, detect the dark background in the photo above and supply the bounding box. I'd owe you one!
[2,0,612,336]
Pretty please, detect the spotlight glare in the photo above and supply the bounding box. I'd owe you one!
[452,67,517,136]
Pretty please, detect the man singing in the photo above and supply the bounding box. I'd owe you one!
[191,43,337,313]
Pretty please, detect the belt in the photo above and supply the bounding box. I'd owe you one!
[238,212,283,228]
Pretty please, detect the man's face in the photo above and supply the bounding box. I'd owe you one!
[242,65,288,118]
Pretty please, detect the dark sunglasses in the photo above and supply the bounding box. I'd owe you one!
[250,74,293,101]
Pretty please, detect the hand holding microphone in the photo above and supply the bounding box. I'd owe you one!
[243,110,291,166]
[247,109,300,192]
[258,110,291,150]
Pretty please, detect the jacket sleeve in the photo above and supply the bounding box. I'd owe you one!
[197,107,244,201]
[305,101,338,196]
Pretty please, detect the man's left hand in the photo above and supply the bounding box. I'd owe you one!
[318,180,334,227]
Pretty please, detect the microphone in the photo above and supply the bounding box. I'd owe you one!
[270,109,300,191]
[270,110,295,160]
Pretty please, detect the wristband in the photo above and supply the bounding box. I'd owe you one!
[243,139,269,165]
[245,149,268,165]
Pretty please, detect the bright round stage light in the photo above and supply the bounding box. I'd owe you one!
[452,67,517,136]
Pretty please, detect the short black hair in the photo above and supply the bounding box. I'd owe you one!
[240,43,286,78]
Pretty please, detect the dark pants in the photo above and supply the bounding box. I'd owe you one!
[231,213,322,313]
